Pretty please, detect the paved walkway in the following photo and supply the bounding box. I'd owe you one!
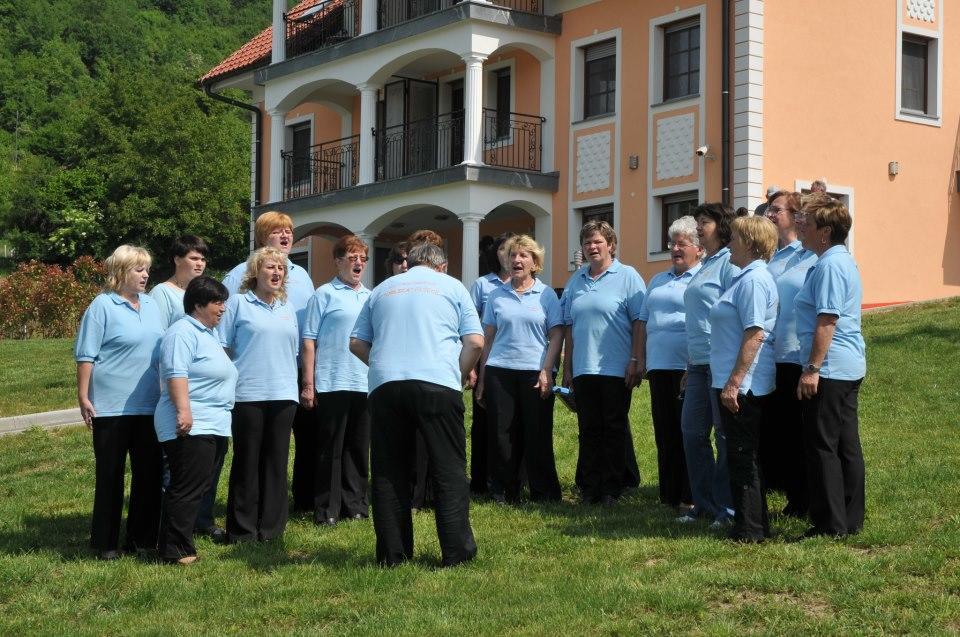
[0,408,83,437]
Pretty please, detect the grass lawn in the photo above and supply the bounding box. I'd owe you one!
[1,299,959,634]
[0,338,76,416]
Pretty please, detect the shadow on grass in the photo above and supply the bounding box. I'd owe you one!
[868,324,960,346]
[0,512,92,560]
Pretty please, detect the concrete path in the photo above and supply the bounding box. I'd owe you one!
[0,408,83,437]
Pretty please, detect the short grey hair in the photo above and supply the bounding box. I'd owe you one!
[407,242,447,270]
[667,215,699,245]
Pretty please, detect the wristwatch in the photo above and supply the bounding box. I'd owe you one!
[804,363,821,374]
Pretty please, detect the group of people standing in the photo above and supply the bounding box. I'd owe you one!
[74,190,866,567]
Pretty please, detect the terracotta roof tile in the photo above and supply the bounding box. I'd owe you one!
[200,0,339,84]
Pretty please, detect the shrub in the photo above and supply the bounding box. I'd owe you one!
[0,258,104,339]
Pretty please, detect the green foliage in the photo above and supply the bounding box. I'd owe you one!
[0,0,271,268]
[0,256,103,339]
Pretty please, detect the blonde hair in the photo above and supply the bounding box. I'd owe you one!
[239,247,288,302]
[504,234,545,275]
[731,216,777,262]
[254,211,294,248]
[104,245,152,293]
[803,195,851,245]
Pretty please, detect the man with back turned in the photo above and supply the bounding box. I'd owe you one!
[350,241,484,567]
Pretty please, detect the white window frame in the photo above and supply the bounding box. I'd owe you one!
[895,0,943,127]
[650,6,705,107]
[571,30,621,124]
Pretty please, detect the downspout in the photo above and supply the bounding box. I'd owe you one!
[201,82,263,208]
[721,0,731,206]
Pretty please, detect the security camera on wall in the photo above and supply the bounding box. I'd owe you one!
[695,145,714,159]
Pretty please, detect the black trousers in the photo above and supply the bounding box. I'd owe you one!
[802,377,865,535]
[227,400,297,541]
[314,391,370,521]
[159,434,223,561]
[411,429,433,509]
[572,375,633,501]
[469,388,488,494]
[648,370,692,507]
[760,363,808,515]
[90,415,162,552]
[484,366,561,501]
[719,390,770,541]
[369,380,477,567]
[291,374,316,512]
[193,439,228,531]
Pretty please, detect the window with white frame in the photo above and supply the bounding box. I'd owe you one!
[580,202,614,227]
[582,39,616,119]
[901,34,933,114]
[663,20,700,101]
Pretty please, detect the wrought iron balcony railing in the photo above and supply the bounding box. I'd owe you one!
[282,134,360,200]
[482,108,544,172]
[378,0,543,30]
[285,0,360,59]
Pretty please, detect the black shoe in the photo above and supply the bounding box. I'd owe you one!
[803,526,846,539]
[315,516,337,527]
[97,549,121,561]
[729,532,764,544]
[599,494,617,507]
[346,513,368,521]
[195,526,227,543]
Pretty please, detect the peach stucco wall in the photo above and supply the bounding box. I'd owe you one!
[764,0,960,304]
[550,0,725,287]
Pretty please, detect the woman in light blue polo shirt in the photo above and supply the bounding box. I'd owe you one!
[679,203,740,527]
[476,234,563,504]
[150,235,209,329]
[635,216,702,511]
[764,191,818,517]
[220,247,299,542]
[795,195,866,538]
[561,220,646,505]
[301,236,372,526]
[468,232,513,496]
[75,244,164,560]
[710,216,779,543]
[155,276,236,564]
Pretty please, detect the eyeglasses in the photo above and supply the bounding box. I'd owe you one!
[269,228,293,236]
[339,255,369,263]
[667,241,696,250]
[391,255,407,265]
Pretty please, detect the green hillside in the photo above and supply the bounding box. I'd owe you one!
[0,0,275,269]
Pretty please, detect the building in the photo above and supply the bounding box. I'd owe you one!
[200,0,960,305]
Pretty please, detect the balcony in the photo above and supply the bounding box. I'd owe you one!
[284,0,360,59]
[374,109,544,181]
[282,134,360,200]
[378,0,543,29]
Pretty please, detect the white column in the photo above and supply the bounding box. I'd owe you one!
[357,83,379,185]
[361,0,377,34]
[354,231,377,288]
[272,0,286,64]
[268,109,285,203]
[534,214,552,287]
[461,53,487,166]
[459,213,485,284]
[538,57,555,172]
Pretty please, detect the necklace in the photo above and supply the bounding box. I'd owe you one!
[512,278,535,294]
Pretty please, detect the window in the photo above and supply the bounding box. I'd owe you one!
[663,21,700,101]
[660,192,697,251]
[289,122,312,187]
[901,35,929,113]
[583,40,616,118]
[495,68,511,139]
[581,203,614,227]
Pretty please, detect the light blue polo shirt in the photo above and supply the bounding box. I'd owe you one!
[74,293,164,417]
[470,272,508,316]
[223,258,314,336]
[561,259,646,378]
[772,248,819,364]
[684,247,741,365]
[155,316,238,442]
[636,263,702,371]
[149,283,185,329]
[767,239,803,280]
[303,278,370,393]
[795,245,866,380]
[709,260,778,396]
[218,291,299,403]
[351,266,483,393]
[482,279,562,371]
